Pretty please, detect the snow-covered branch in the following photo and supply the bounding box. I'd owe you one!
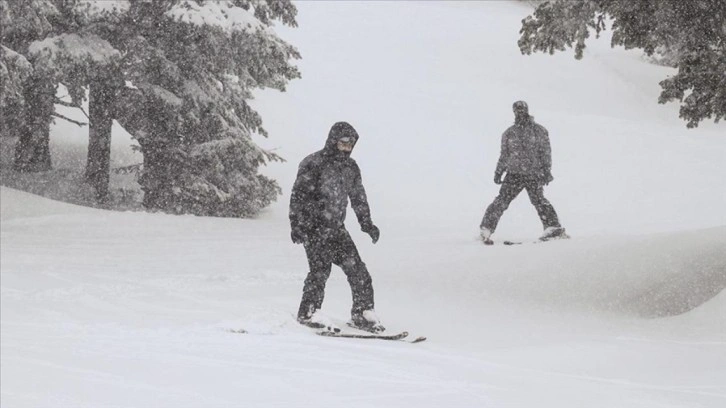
[29,33,120,65]
[166,0,266,34]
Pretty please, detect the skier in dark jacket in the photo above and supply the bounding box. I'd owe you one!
[290,121,384,332]
[480,101,566,244]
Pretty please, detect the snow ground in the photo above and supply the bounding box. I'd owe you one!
[2,187,725,407]
[2,1,726,407]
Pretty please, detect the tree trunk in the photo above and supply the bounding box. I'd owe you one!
[85,80,115,202]
[13,75,53,172]
[139,137,174,211]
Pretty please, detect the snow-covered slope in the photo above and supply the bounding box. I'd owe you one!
[2,2,725,407]
[2,186,725,407]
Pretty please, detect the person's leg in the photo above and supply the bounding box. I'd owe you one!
[297,236,333,320]
[480,174,525,232]
[331,230,375,317]
[525,182,561,230]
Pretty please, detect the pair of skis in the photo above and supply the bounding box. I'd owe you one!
[229,322,427,344]
[483,233,570,246]
[301,319,426,343]
[317,327,427,343]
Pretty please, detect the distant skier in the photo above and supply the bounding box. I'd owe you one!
[480,101,567,244]
[290,121,384,332]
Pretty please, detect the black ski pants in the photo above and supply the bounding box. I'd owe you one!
[480,173,561,232]
[297,228,374,319]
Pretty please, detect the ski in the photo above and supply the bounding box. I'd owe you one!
[299,320,341,333]
[228,327,426,343]
[514,233,570,245]
[295,314,427,343]
[318,330,407,340]
[481,237,522,245]
[482,234,570,246]
[318,330,426,343]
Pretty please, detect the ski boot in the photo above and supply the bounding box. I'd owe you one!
[539,226,568,241]
[480,227,494,245]
[349,310,385,333]
[298,309,339,333]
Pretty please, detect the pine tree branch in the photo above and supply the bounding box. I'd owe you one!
[51,112,87,127]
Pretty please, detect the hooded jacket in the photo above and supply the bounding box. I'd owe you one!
[495,115,552,178]
[289,122,374,237]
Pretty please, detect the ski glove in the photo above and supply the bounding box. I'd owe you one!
[542,172,554,186]
[363,225,380,244]
[291,227,306,244]
[494,171,504,185]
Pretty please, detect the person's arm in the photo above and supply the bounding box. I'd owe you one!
[350,164,372,229]
[494,130,509,183]
[289,159,315,242]
[539,126,553,183]
[350,163,379,243]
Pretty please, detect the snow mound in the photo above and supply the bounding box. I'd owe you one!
[0,186,98,221]
[669,288,726,329]
[467,229,726,318]
[576,229,726,318]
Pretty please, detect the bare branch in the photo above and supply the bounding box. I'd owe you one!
[54,99,76,108]
[52,112,87,127]
[54,98,90,120]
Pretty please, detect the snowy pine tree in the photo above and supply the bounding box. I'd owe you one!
[2,0,300,214]
[1,0,125,196]
[1,0,58,172]
[111,0,301,216]
[518,0,726,128]
[0,46,32,141]
[29,31,125,200]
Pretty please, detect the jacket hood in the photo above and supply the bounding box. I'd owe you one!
[324,122,359,154]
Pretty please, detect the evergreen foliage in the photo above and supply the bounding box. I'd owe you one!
[113,0,300,216]
[0,45,32,138]
[1,0,59,171]
[1,0,300,215]
[518,0,726,128]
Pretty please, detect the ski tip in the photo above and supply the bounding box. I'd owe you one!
[411,336,427,343]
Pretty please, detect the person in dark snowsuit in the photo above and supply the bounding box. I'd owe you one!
[290,121,383,332]
[480,101,566,243]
